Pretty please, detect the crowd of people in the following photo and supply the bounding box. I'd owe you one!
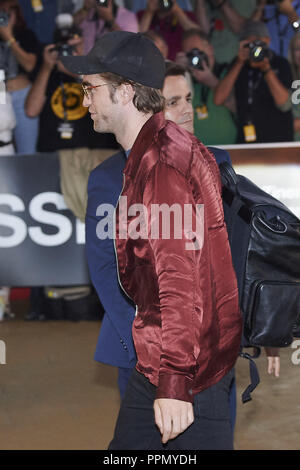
[0,0,300,156]
[0,1,292,451]
[1,0,300,319]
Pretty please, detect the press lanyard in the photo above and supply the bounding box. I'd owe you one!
[60,81,68,123]
[247,69,262,122]
[243,69,262,143]
[58,80,74,140]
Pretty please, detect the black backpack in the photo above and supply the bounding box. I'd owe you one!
[219,162,300,401]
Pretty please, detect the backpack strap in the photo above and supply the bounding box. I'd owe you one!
[219,162,244,244]
[239,347,261,403]
[219,162,261,403]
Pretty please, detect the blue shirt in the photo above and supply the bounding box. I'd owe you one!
[264,1,300,58]
[18,0,57,45]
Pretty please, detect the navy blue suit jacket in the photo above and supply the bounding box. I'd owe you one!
[86,146,232,368]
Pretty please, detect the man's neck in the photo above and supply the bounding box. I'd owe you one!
[115,112,153,151]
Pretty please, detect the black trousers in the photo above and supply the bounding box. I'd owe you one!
[108,368,235,450]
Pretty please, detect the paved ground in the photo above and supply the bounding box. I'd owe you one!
[0,300,299,450]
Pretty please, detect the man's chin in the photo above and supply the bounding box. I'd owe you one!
[180,122,194,134]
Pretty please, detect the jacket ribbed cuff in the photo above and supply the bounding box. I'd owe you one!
[155,373,194,404]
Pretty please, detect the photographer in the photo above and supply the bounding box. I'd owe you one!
[214,20,294,143]
[25,26,118,214]
[0,0,41,154]
[176,29,237,144]
[74,0,138,54]
[25,27,117,321]
[195,0,257,65]
[137,0,200,60]
[253,0,300,58]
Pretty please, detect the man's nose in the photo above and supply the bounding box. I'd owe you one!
[82,94,90,108]
[183,101,193,115]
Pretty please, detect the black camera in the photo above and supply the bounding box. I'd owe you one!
[52,23,81,57]
[246,40,270,62]
[53,43,75,57]
[159,0,173,12]
[96,0,109,7]
[186,48,209,70]
[0,10,9,27]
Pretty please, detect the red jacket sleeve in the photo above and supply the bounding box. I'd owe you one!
[142,160,204,403]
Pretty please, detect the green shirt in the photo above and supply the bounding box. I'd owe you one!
[192,79,237,146]
[206,0,256,65]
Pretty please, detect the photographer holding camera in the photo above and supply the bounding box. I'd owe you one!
[176,28,237,144]
[24,24,118,321]
[195,0,257,65]
[214,20,294,143]
[252,0,300,58]
[0,0,41,154]
[25,22,118,212]
[138,0,201,59]
[25,22,117,155]
[74,0,138,54]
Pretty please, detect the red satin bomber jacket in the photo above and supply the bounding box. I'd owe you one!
[114,112,242,403]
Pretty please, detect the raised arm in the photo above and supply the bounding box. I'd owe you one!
[214,40,248,106]
[0,10,37,73]
[139,0,159,32]
[25,45,58,118]
[210,0,248,35]
[194,0,210,35]
[172,2,202,31]
[73,0,95,25]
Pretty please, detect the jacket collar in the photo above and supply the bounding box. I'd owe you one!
[123,112,165,179]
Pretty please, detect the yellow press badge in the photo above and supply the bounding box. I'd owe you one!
[243,123,257,142]
[31,0,43,12]
[58,123,74,140]
[196,105,209,120]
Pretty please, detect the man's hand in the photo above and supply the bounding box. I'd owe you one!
[96,0,114,22]
[146,0,160,14]
[278,0,296,16]
[84,0,96,10]
[250,57,271,72]
[0,8,16,41]
[154,398,194,444]
[191,61,219,88]
[237,39,251,64]
[175,51,188,68]
[43,44,59,71]
[264,347,280,377]
[57,36,84,75]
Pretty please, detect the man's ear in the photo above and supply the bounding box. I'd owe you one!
[118,83,135,105]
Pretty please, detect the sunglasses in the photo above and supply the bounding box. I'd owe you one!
[81,82,110,98]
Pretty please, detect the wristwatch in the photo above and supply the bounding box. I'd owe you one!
[6,37,16,47]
